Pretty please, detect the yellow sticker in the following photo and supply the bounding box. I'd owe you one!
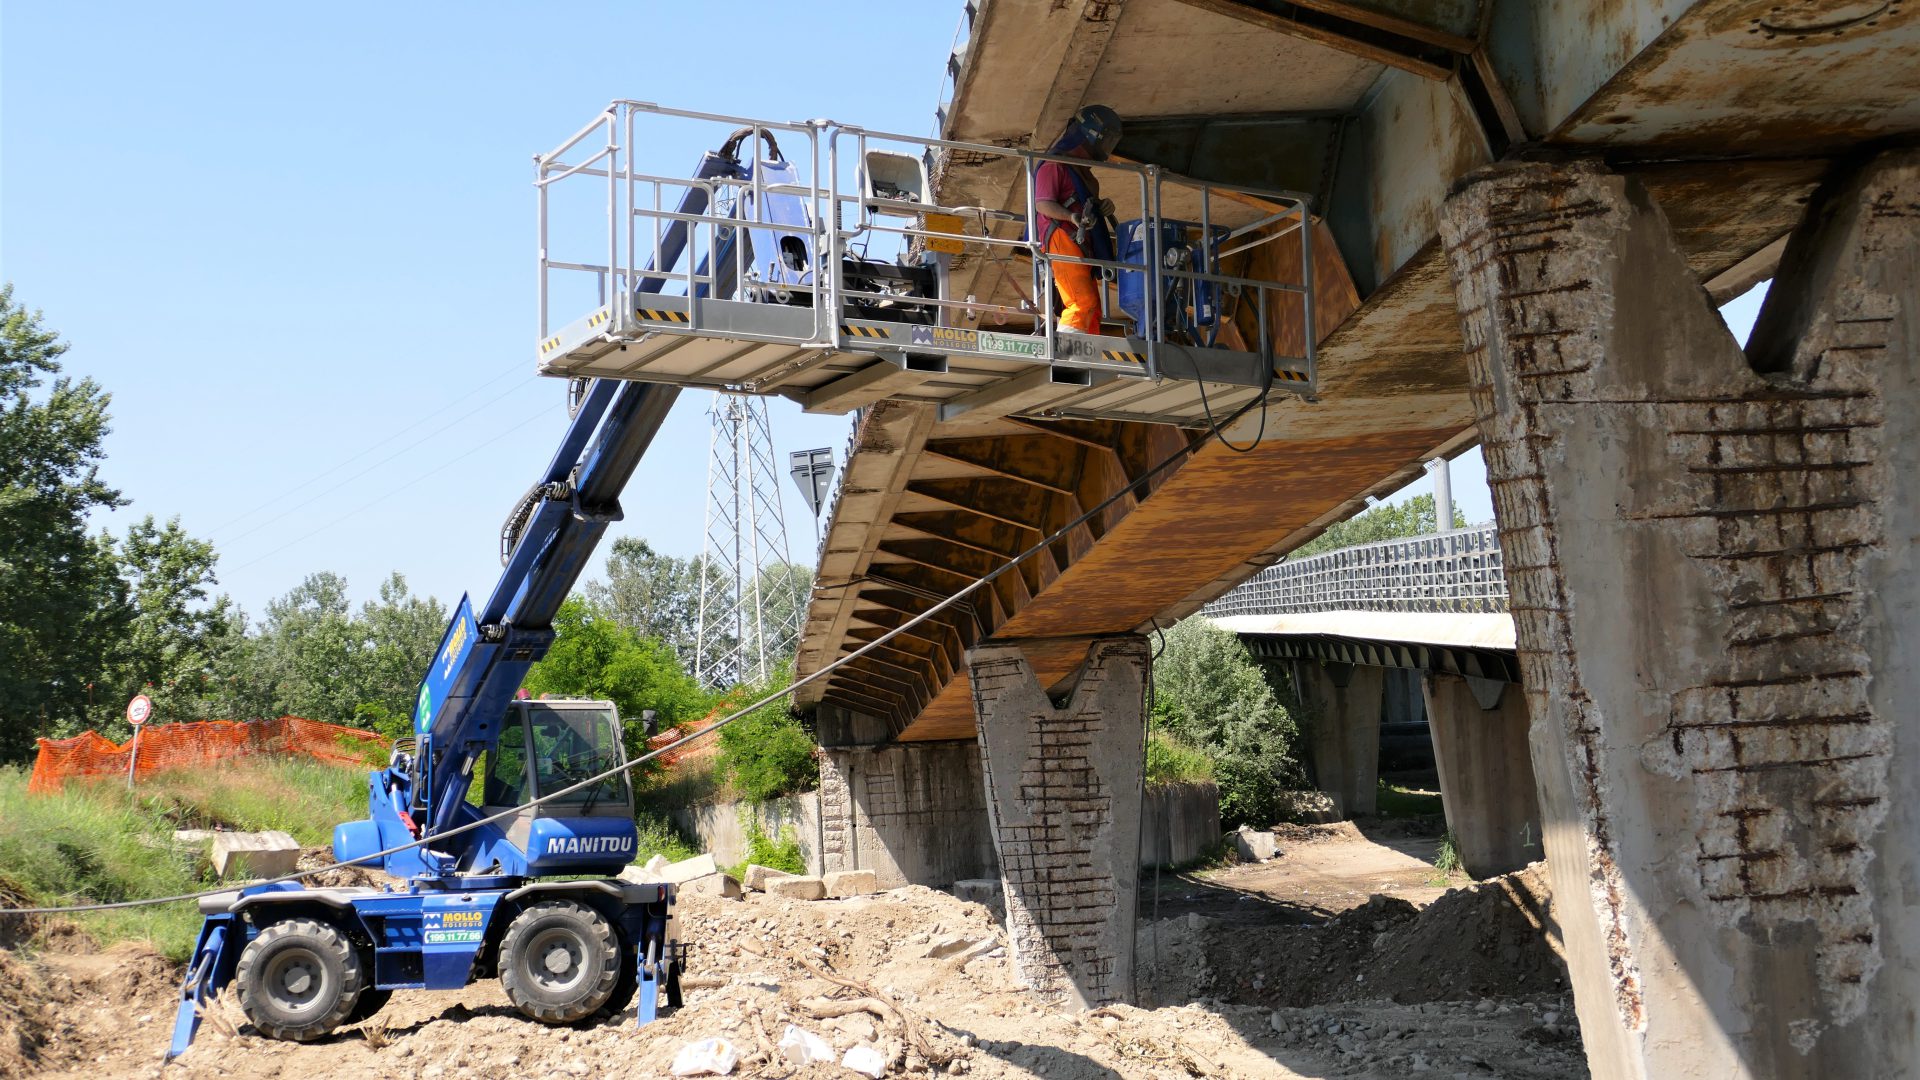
[924,212,965,255]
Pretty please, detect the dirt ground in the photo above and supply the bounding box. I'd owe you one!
[3,825,1585,1080]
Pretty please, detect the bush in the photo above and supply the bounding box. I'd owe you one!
[716,664,817,802]
[633,809,700,865]
[730,814,806,878]
[1143,730,1214,787]
[1151,618,1307,829]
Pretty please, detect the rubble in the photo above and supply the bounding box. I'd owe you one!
[765,875,826,901]
[741,864,794,891]
[823,869,878,897]
[210,831,301,879]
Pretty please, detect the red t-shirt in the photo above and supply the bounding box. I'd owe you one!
[1035,160,1094,243]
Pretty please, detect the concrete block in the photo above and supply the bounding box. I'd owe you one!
[765,875,826,901]
[743,864,794,891]
[1232,827,1277,862]
[210,830,300,880]
[661,853,718,884]
[822,869,878,898]
[677,872,743,900]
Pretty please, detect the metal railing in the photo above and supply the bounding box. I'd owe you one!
[535,100,1318,385]
[1203,525,1509,617]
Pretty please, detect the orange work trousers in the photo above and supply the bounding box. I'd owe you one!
[1045,227,1102,333]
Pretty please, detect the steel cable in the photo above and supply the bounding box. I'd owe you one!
[2,389,1268,918]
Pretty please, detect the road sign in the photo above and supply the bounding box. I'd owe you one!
[127,694,153,727]
[788,448,836,518]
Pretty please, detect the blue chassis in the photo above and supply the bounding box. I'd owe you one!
[168,878,678,1059]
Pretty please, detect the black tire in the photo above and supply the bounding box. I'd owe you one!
[235,918,365,1042]
[498,900,620,1023]
[345,987,391,1025]
[599,943,639,1019]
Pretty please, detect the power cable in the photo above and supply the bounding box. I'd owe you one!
[1,387,1269,918]
[225,401,563,574]
[204,359,531,537]
[215,374,544,550]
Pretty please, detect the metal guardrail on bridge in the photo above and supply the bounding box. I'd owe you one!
[1203,524,1508,616]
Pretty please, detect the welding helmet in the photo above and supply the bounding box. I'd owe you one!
[1059,104,1123,160]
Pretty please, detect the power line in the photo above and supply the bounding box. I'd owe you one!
[2,387,1268,917]
[226,400,563,574]
[216,375,544,552]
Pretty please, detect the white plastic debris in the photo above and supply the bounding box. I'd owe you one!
[777,1024,835,1065]
[842,1044,888,1078]
[670,1037,739,1076]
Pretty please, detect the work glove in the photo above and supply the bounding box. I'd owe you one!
[1092,197,1115,220]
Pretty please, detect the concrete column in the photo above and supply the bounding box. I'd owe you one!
[968,636,1146,1008]
[817,743,998,888]
[1294,661,1383,817]
[1421,673,1540,878]
[1440,153,1920,1079]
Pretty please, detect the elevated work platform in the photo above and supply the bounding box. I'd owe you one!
[534,103,1318,427]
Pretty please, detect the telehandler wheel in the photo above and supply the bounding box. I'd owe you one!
[598,941,639,1018]
[235,918,365,1042]
[499,900,620,1023]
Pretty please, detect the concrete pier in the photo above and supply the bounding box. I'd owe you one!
[1294,661,1383,818]
[1421,673,1541,878]
[1441,153,1920,1079]
[968,636,1147,1008]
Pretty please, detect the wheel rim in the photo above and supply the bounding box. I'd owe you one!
[263,947,331,1019]
[524,926,589,996]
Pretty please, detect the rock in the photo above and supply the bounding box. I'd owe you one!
[766,875,826,901]
[1230,826,1277,862]
[922,933,987,960]
[743,864,795,891]
[210,831,301,879]
[823,869,879,898]
[662,853,719,883]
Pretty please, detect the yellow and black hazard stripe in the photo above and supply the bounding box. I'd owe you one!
[635,307,691,324]
[540,334,564,354]
[586,309,611,330]
[839,323,888,339]
[1101,349,1146,365]
[1272,368,1311,383]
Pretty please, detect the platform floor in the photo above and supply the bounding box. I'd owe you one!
[536,294,1310,426]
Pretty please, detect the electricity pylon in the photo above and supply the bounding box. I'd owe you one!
[695,392,802,687]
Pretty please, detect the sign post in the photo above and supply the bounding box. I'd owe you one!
[125,694,152,789]
[788,448,837,553]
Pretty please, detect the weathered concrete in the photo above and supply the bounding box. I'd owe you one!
[969,636,1147,1009]
[742,864,793,891]
[210,831,300,880]
[822,869,878,898]
[1441,152,1920,1079]
[817,740,998,889]
[1421,673,1541,878]
[1293,661,1383,817]
[1230,827,1277,863]
[669,793,819,874]
[1140,783,1222,869]
[766,876,827,901]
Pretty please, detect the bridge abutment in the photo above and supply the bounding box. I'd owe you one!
[968,636,1146,1009]
[1441,153,1920,1079]
[1293,660,1383,817]
[1422,673,1541,878]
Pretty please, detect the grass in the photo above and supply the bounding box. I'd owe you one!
[1429,829,1464,885]
[1144,730,1216,788]
[633,809,701,865]
[0,757,371,961]
[1375,779,1445,818]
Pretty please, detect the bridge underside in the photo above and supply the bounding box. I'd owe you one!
[799,0,1913,739]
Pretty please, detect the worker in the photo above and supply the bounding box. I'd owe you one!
[1034,104,1122,335]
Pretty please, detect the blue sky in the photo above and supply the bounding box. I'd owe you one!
[2,1,1769,616]
[2,1,964,616]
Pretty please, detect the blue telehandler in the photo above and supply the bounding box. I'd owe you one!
[164,123,833,1058]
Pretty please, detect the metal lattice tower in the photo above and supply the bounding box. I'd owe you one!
[695,392,802,687]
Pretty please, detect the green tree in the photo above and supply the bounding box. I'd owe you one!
[1289,492,1467,561]
[1151,617,1305,828]
[583,538,729,666]
[744,560,813,675]
[716,661,817,802]
[0,285,131,760]
[94,515,236,736]
[249,571,367,726]
[356,573,447,730]
[522,597,710,757]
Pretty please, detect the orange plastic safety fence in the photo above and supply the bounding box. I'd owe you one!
[27,716,388,795]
